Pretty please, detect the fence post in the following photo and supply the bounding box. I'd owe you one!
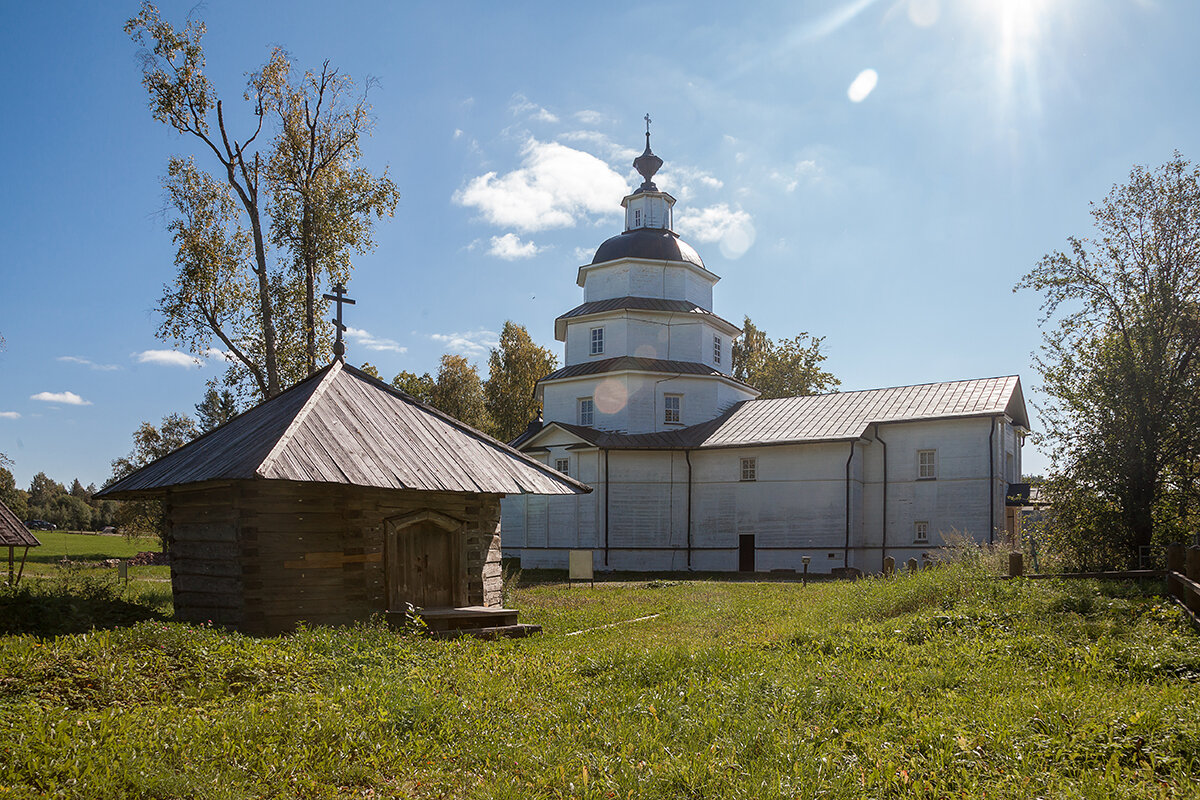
[882,556,895,576]
[1187,546,1200,582]
[1166,543,1185,574]
[1008,551,1024,578]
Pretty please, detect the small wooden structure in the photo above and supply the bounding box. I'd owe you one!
[98,360,589,635]
[0,500,40,586]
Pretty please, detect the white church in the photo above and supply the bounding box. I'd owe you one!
[501,131,1029,574]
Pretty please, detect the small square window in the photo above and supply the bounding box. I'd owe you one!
[664,394,681,424]
[555,458,570,475]
[578,397,594,426]
[713,335,722,365]
[914,521,929,543]
[740,457,757,481]
[918,449,937,480]
[590,327,604,355]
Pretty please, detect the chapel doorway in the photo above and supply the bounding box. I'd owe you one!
[739,534,755,572]
[385,512,463,610]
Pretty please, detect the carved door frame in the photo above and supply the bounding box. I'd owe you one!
[384,509,466,610]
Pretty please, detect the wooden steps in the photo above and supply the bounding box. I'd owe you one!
[387,605,541,640]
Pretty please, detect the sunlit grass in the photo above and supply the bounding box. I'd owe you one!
[1,566,1198,798]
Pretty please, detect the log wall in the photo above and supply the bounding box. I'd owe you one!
[166,481,504,635]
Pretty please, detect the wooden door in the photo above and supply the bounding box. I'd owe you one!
[387,519,458,610]
[739,534,755,572]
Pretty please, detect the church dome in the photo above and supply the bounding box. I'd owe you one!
[591,228,705,269]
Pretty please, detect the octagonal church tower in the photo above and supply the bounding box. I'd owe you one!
[535,132,758,435]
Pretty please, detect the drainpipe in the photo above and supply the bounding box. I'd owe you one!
[844,441,854,567]
[875,425,888,564]
[685,449,694,569]
[603,447,610,566]
[988,417,998,545]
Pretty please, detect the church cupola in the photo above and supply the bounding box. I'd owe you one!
[623,115,675,232]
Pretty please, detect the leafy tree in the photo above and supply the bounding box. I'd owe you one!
[0,466,27,520]
[195,386,239,432]
[429,355,491,432]
[108,413,202,542]
[484,321,558,442]
[28,473,65,507]
[126,4,396,399]
[732,317,839,399]
[391,370,435,404]
[1016,153,1200,566]
[358,363,381,379]
[69,479,92,501]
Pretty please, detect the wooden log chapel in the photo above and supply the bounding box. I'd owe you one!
[99,359,589,635]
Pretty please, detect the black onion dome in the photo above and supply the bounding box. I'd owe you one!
[591,229,705,269]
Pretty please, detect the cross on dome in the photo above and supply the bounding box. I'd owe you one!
[322,282,356,361]
[633,112,663,191]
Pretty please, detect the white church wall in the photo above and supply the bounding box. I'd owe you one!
[581,260,715,308]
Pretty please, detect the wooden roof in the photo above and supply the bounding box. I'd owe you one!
[522,376,1028,451]
[99,360,591,498]
[0,500,40,548]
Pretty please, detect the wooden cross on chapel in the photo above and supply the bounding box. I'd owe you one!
[322,282,356,360]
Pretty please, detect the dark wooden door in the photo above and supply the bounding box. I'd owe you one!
[739,534,755,572]
[390,520,456,609]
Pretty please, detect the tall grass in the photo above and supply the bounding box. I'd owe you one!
[1,566,1197,798]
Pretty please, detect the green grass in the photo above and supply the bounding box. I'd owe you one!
[14,531,169,583]
[1,566,1198,798]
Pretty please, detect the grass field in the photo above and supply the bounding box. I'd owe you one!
[1,565,1199,798]
[15,530,168,582]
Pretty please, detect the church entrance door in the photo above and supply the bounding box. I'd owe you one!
[385,513,463,610]
[739,534,755,572]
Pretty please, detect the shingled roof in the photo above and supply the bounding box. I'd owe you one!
[99,360,591,498]
[524,376,1028,451]
[0,500,40,548]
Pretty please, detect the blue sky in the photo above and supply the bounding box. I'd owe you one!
[1,0,1196,489]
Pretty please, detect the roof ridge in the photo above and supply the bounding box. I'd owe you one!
[257,360,344,478]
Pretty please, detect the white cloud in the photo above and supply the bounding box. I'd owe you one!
[657,165,724,201]
[454,138,627,233]
[573,246,595,263]
[771,159,823,192]
[430,329,500,358]
[510,94,559,124]
[676,204,757,260]
[134,349,202,368]
[31,391,92,406]
[57,355,120,371]
[574,109,607,125]
[488,233,542,261]
[848,68,879,102]
[346,327,406,353]
[0,411,19,419]
[559,130,639,163]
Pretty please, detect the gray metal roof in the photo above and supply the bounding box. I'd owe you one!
[0,500,40,548]
[591,229,704,268]
[524,376,1028,451]
[538,356,754,389]
[99,361,591,498]
[554,296,740,340]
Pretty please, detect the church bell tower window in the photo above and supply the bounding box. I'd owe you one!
[590,327,604,355]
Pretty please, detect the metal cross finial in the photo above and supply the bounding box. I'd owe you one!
[644,113,652,134]
[322,282,356,361]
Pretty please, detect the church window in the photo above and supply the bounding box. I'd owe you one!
[578,398,594,426]
[590,327,604,355]
[918,449,937,480]
[740,457,757,481]
[555,458,570,475]
[914,521,929,543]
[664,394,682,424]
[713,335,722,365]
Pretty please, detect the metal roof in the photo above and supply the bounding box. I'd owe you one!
[0,500,40,548]
[538,356,754,389]
[590,228,704,268]
[554,296,740,340]
[523,376,1028,451]
[99,361,591,498]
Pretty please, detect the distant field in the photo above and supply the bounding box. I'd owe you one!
[17,531,168,581]
[1,565,1198,798]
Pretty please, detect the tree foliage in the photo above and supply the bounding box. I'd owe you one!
[195,386,239,433]
[484,321,558,442]
[126,3,397,400]
[732,317,839,399]
[429,355,491,432]
[391,370,435,404]
[1016,153,1200,566]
